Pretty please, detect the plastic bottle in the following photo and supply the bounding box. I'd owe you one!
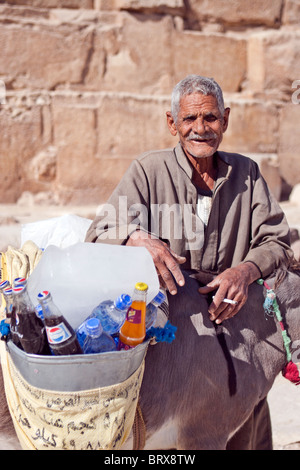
[145,290,166,331]
[83,317,116,354]
[12,285,50,355]
[118,282,148,350]
[76,293,132,347]
[37,290,83,356]
[90,293,132,335]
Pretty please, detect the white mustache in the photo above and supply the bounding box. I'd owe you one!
[187,132,217,141]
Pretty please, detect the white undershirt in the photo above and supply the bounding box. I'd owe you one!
[197,194,212,227]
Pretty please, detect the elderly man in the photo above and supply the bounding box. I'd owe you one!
[85,75,292,449]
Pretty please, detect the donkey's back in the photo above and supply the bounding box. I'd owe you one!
[138,269,300,450]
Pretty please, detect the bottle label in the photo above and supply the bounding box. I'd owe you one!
[46,322,72,344]
[126,308,142,324]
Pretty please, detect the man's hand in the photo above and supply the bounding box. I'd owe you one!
[126,230,186,294]
[198,262,261,324]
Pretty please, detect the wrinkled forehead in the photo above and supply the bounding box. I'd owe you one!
[179,93,221,115]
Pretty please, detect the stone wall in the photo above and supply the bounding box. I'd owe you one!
[0,0,299,205]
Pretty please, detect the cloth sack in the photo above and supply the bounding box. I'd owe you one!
[0,341,144,450]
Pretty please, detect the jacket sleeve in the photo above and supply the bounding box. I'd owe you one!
[242,167,293,278]
[85,159,150,245]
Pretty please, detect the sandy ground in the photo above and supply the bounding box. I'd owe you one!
[0,201,299,451]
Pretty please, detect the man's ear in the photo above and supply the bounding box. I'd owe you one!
[222,107,230,133]
[166,111,177,136]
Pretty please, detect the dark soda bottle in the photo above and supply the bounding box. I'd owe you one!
[0,281,11,319]
[3,287,22,348]
[3,286,13,319]
[37,291,83,356]
[12,285,50,355]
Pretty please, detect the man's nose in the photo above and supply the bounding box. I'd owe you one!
[193,117,207,134]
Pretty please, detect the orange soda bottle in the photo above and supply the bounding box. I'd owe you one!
[118,282,148,350]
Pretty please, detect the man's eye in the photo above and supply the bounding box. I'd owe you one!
[183,116,195,122]
[204,115,218,123]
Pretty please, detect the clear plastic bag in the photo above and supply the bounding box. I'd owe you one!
[27,242,159,329]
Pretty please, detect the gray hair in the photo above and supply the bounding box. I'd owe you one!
[171,75,225,123]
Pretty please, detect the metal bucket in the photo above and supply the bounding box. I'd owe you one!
[6,339,149,392]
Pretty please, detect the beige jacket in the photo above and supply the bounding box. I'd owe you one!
[85,143,292,278]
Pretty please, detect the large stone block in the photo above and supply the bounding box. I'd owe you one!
[0,22,94,90]
[0,97,50,202]
[248,30,300,95]
[1,0,93,8]
[84,13,175,95]
[221,98,279,154]
[282,0,300,25]
[52,96,98,187]
[111,0,185,15]
[278,103,300,187]
[246,153,282,201]
[187,0,283,28]
[95,93,174,159]
[52,92,175,203]
[172,31,247,92]
[55,157,136,204]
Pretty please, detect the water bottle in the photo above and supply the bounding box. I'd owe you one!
[91,294,132,334]
[83,317,116,354]
[118,282,148,350]
[37,291,83,356]
[145,291,166,331]
[76,293,132,346]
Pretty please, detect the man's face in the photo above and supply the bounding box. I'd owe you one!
[166,93,230,159]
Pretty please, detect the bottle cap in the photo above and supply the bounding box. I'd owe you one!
[85,317,103,335]
[152,291,166,305]
[3,287,13,296]
[37,291,50,301]
[135,282,148,292]
[13,277,27,287]
[0,280,10,290]
[115,294,132,310]
[12,285,26,295]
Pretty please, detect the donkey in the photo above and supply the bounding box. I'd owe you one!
[0,266,299,450]
[133,265,300,450]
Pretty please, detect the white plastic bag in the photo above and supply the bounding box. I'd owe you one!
[27,242,159,329]
[21,214,92,249]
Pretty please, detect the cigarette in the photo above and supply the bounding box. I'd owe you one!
[212,296,238,305]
